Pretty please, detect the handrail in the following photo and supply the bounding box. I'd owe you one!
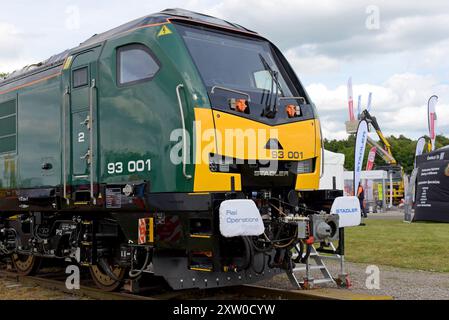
[89,79,96,202]
[211,86,251,102]
[62,85,69,204]
[278,96,306,104]
[176,84,192,180]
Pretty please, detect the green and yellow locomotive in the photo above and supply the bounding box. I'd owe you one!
[0,9,345,291]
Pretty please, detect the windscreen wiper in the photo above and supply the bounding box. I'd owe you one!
[259,54,284,119]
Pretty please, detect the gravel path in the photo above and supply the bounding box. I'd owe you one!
[257,260,449,300]
[364,208,405,220]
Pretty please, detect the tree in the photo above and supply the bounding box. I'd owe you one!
[0,72,8,79]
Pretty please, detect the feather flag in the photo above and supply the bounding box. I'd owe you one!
[367,92,373,112]
[414,136,426,168]
[427,95,439,151]
[357,95,362,118]
[354,120,369,193]
[366,147,377,171]
[347,77,355,121]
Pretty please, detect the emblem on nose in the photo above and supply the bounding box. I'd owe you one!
[265,138,283,150]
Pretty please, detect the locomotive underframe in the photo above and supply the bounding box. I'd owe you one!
[0,187,340,290]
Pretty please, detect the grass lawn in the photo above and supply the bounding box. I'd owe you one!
[344,219,449,273]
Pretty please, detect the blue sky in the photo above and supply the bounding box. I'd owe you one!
[1,0,449,139]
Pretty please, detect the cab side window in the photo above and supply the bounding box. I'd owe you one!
[0,99,17,154]
[73,67,89,88]
[117,44,160,86]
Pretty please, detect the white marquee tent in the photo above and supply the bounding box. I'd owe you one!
[320,149,345,190]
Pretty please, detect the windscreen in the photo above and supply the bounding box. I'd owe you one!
[176,23,314,125]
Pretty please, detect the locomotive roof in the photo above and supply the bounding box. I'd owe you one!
[0,8,256,87]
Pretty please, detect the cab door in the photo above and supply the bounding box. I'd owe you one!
[62,47,102,204]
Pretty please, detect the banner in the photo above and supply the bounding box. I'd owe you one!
[414,150,449,222]
[357,95,362,118]
[404,168,418,223]
[366,147,377,171]
[354,120,369,193]
[367,92,373,112]
[377,183,383,201]
[428,95,439,151]
[415,136,426,167]
[347,77,355,121]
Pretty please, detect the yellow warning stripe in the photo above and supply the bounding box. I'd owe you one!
[190,234,212,239]
[148,217,154,243]
[190,267,213,272]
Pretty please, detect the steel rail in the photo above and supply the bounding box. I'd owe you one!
[0,269,392,301]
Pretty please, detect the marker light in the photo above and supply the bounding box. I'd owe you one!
[286,104,301,118]
[229,98,248,113]
[296,159,314,174]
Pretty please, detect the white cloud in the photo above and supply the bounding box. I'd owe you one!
[308,73,449,140]
[285,48,341,75]
[0,23,24,71]
[0,23,21,51]
[313,13,449,59]
[1,1,449,143]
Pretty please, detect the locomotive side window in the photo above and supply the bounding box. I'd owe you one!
[73,67,89,88]
[0,99,17,154]
[117,44,160,86]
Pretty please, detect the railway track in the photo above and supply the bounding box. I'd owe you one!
[0,267,392,301]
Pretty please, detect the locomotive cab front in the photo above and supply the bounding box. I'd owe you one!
[174,22,323,194]
[146,21,339,289]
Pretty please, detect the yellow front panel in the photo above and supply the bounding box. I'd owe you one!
[212,111,317,161]
[193,108,321,192]
[193,108,242,192]
[296,119,321,191]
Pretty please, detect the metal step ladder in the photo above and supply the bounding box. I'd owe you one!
[286,232,350,290]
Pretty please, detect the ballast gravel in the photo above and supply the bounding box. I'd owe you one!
[257,260,449,300]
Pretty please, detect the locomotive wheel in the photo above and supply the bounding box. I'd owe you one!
[11,254,41,276]
[89,263,126,292]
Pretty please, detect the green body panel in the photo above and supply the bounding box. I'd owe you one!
[0,23,212,198]
[94,25,209,193]
[18,79,62,188]
[1,21,314,199]
[0,76,62,190]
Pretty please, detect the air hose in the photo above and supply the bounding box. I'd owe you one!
[129,246,151,278]
[98,257,122,282]
[246,237,267,275]
[251,251,266,275]
[292,241,311,264]
[235,237,252,272]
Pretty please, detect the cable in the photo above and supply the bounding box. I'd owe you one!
[269,197,324,215]
[273,231,298,249]
[269,203,286,216]
[293,243,303,264]
[252,237,273,253]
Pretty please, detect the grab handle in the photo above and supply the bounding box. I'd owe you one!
[176,84,192,180]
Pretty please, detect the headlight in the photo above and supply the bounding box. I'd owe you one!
[296,159,314,174]
[209,154,238,173]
